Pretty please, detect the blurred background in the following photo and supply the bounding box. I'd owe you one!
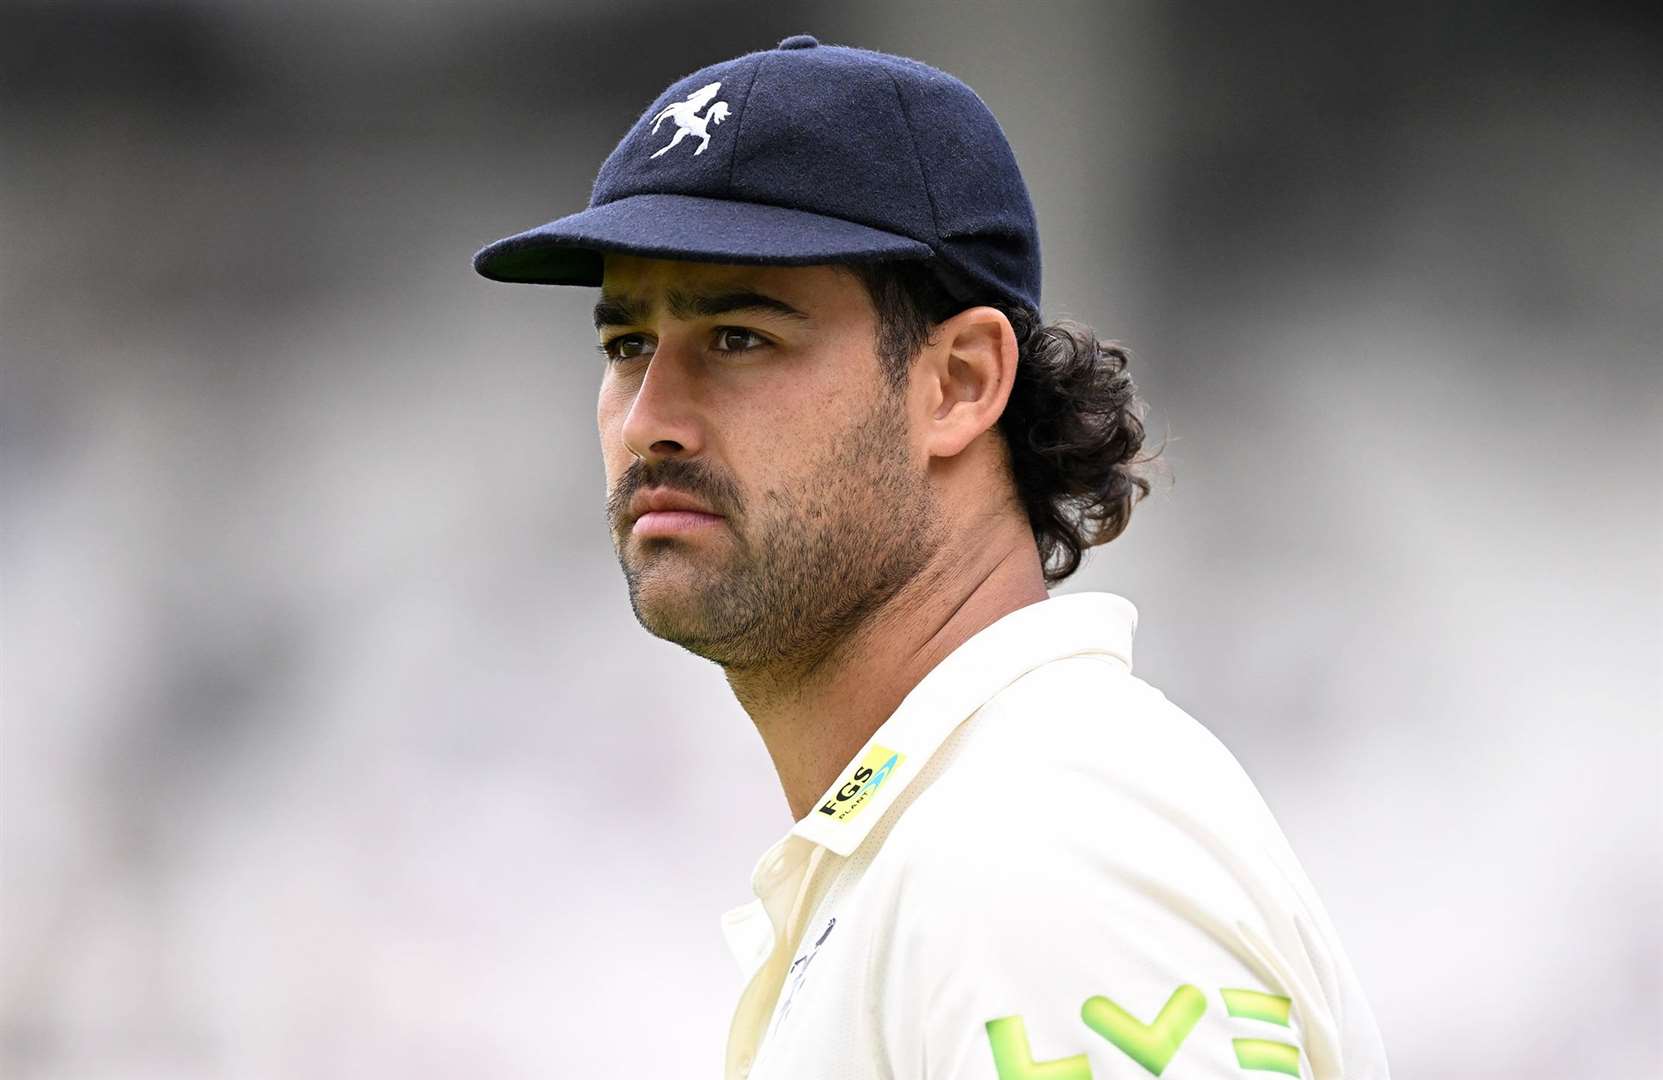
[3,1,1659,1077]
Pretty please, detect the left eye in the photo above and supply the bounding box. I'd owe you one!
[714,327,765,352]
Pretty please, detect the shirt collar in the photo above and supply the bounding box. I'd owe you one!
[788,590,1138,857]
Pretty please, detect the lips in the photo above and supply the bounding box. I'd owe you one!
[628,487,722,522]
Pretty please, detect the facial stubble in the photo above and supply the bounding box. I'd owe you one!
[615,384,945,678]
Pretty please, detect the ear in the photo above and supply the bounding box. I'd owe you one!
[916,306,1020,461]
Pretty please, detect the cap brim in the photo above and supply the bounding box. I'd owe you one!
[472,192,937,285]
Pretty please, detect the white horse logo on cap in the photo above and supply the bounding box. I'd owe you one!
[649,81,731,159]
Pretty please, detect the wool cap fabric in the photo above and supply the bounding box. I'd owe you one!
[472,33,1042,313]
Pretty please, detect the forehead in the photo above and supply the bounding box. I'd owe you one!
[596,254,867,322]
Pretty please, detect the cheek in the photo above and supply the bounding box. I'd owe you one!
[597,370,638,428]
[596,387,630,474]
[733,402,861,503]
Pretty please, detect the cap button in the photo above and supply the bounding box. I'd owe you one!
[776,34,819,50]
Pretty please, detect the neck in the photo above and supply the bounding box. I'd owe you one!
[724,519,1049,821]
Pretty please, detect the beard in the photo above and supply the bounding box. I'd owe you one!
[610,383,945,677]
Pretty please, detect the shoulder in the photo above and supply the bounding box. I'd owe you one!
[891,656,1286,885]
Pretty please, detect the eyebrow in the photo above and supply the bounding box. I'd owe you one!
[593,287,812,331]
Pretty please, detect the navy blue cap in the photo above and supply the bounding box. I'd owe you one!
[472,34,1042,312]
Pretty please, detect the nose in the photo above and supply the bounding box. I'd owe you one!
[619,341,705,463]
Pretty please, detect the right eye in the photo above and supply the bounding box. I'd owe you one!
[597,333,655,363]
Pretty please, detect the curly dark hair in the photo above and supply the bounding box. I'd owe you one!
[839,260,1160,587]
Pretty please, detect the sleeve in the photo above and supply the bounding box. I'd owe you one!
[865,787,1343,1080]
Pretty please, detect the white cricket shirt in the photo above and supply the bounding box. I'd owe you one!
[720,591,1391,1079]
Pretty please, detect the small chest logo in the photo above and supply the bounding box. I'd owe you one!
[649,81,731,159]
[775,916,836,1031]
[817,745,904,822]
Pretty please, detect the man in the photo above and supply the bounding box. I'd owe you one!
[472,34,1391,1080]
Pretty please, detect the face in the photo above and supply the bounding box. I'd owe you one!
[595,254,946,675]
